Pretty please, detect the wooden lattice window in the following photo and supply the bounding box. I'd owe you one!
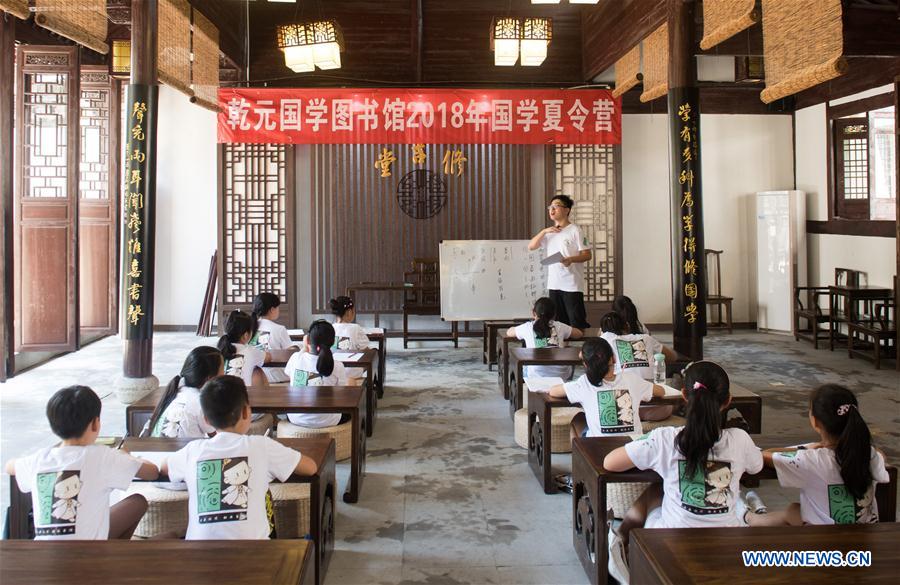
[218,143,296,326]
[79,77,109,200]
[23,71,69,198]
[833,117,869,220]
[547,145,622,305]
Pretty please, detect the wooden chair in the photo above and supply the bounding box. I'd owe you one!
[402,257,458,348]
[848,288,896,370]
[704,249,733,333]
[794,286,831,349]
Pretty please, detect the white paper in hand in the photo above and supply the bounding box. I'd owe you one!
[540,252,564,266]
[130,451,169,469]
[525,376,565,393]
[661,384,682,397]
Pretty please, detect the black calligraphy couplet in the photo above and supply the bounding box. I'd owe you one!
[668,86,706,341]
[122,84,158,340]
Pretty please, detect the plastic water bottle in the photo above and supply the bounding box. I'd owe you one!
[652,353,666,385]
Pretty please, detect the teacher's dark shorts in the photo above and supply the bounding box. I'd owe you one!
[549,289,590,329]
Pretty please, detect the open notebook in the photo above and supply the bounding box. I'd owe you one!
[524,377,565,393]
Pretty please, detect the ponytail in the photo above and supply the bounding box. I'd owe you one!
[532,296,555,340]
[145,346,223,437]
[600,311,626,335]
[218,310,254,360]
[581,338,615,386]
[329,296,355,321]
[675,361,731,478]
[613,295,643,335]
[810,384,873,500]
[308,319,336,377]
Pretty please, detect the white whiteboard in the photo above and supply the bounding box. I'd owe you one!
[439,240,548,321]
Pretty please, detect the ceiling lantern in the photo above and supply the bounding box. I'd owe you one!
[521,17,552,66]
[276,19,344,72]
[491,17,521,66]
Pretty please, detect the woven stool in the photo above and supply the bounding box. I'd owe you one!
[276,419,352,461]
[249,413,276,436]
[642,414,687,432]
[269,482,310,539]
[124,484,188,538]
[513,407,582,453]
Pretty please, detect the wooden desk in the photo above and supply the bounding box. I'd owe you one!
[571,435,897,585]
[508,347,583,418]
[528,384,763,495]
[483,320,526,368]
[125,386,367,504]
[290,330,388,396]
[828,284,893,350]
[629,523,900,585]
[0,540,314,585]
[346,282,410,328]
[269,348,379,437]
[496,332,524,399]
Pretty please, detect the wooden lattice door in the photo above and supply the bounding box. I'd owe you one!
[14,46,80,352]
[217,143,297,328]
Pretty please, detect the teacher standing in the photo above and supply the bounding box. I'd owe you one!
[528,195,592,329]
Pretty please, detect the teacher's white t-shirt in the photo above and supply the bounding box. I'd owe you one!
[542,223,590,293]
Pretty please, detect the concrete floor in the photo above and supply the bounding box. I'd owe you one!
[1,330,898,584]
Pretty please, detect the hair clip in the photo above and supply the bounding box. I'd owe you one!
[837,404,853,416]
[693,381,707,391]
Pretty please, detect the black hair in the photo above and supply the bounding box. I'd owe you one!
[581,338,616,386]
[308,320,336,377]
[329,296,355,320]
[251,293,281,323]
[675,362,731,479]
[218,310,256,361]
[810,384,873,500]
[613,295,644,335]
[46,385,102,439]
[200,375,249,429]
[146,346,223,437]
[551,194,574,209]
[532,296,555,340]
[600,311,627,335]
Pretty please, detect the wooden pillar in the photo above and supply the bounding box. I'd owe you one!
[0,13,14,381]
[894,77,899,371]
[121,0,158,380]
[667,0,706,359]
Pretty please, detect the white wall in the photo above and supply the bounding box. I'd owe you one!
[153,85,218,325]
[621,113,795,325]
[794,85,896,289]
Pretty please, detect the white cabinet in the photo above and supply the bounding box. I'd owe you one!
[756,191,806,333]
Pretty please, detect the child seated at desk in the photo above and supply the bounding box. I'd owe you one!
[161,376,317,539]
[144,346,223,438]
[600,312,676,380]
[219,310,269,389]
[284,320,359,429]
[601,362,764,584]
[251,292,298,383]
[330,296,370,351]
[507,296,583,380]
[746,384,889,527]
[5,386,159,540]
[613,295,650,335]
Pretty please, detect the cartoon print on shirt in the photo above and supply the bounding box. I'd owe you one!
[154,402,186,438]
[196,456,250,524]
[678,460,733,515]
[616,339,650,369]
[828,483,879,524]
[333,336,352,351]
[251,331,272,351]
[224,355,245,378]
[596,388,635,433]
[534,324,561,349]
[35,470,81,535]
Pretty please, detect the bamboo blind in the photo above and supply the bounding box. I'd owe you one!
[159,0,193,97]
[191,7,219,112]
[699,0,759,50]
[0,0,29,20]
[639,23,668,103]
[760,0,847,104]
[612,45,641,99]
[34,0,109,55]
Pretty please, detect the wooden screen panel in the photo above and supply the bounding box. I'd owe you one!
[218,143,296,327]
[78,69,118,339]
[310,144,532,314]
[546,144,622,312]
[14,46,79,352]
[834,117,870,220]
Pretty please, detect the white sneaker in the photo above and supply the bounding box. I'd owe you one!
[607,525,630,584]
[744,490,767,514]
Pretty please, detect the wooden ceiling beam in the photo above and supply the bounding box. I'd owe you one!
[582,0,666,81]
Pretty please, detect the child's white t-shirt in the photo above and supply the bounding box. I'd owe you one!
[624,426,764,528]
[332,322,370,351]
[564,372,654,436]
[151,384,215,438]
[166,432,300,540]
[284,351,349,428]
[514,320,574,379]
[607,333,664,380]
[772,445,890,525]
[14,445,143,540]
[542,223,590,293]
[254,319,294,384]
[224,343,266,388]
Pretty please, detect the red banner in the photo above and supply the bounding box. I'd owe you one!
[218,88,620,145]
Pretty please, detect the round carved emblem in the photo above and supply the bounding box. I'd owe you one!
[396,169,447,219]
